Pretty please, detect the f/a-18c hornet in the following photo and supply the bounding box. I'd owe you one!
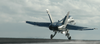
[26,9,96,40]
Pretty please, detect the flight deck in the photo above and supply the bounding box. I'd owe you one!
[0,38,99,43]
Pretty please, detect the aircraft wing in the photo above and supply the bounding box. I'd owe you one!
[26,21,50,27]
[66,24,96,31]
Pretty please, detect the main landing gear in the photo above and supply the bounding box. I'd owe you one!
[66,33,71,40]
[50,32,57,39]
[65,30,71,40]
[50,31,71,40]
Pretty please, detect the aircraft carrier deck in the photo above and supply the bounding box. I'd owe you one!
[0,38,99,43]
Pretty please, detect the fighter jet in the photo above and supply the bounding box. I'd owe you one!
[26,9,96,40]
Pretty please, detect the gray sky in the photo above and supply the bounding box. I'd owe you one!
[0,0,100,40]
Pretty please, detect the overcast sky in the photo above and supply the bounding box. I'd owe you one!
[0,0,100,40]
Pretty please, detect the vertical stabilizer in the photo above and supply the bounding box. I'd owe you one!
[62,11,70,25]
[46,9,54,24]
